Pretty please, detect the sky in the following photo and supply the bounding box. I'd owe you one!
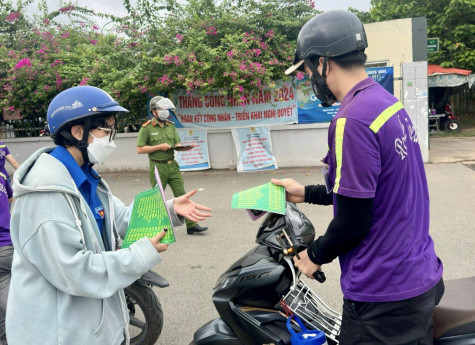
[24,0,372,27]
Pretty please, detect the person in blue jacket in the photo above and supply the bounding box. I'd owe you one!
[6,86,211,345]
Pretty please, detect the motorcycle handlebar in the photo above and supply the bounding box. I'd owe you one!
[313,269,326,283]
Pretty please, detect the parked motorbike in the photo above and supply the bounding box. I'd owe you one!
[191,203,475,345]
[440,103,462,132]
[124,271,168,345]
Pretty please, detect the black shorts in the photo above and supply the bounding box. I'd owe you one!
[339,278,444,345]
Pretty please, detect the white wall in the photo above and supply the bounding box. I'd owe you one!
[2,124,330,174]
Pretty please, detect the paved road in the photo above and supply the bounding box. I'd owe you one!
[103,136,475,345]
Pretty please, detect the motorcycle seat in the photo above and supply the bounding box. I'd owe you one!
[433,276,475,339]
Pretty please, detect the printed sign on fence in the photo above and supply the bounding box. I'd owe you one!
[175,129,210,171]
[231,126,277,172]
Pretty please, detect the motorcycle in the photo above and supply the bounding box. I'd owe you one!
[440,103,462,132]
[124,271,168,345]
[191,203,475,345]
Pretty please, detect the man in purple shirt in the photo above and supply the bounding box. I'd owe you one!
[0,171,13,345]
[273,10,443,344]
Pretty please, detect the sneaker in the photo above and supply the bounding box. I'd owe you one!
[187,224,208,234]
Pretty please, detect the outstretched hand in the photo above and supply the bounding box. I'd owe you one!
[174,190,212,223]
[271,178,305,203]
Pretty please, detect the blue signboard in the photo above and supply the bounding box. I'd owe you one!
[296,66,394,123]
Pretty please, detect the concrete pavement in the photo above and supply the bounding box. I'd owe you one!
[101,135,475,345]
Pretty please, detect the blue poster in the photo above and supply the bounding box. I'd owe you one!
[296,66,394,123]
[366,66,394,95]
[231,127,277,173]
[175,129,210,171]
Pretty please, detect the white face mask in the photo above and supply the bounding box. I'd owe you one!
[157,110,169,121]
[87,132,116,164]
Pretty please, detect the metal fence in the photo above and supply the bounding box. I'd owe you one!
[1,117,139,139]
[0,118,48,139]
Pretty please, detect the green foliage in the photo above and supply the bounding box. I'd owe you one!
[367,0,475,70]
[1,0,317,130]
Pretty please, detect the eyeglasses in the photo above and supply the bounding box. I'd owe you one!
[98,127,117,142]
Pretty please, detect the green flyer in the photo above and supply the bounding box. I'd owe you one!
[231,182,286,215]
[122,187,176,248]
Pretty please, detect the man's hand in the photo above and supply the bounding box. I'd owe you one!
[174,190,212,223]
[158,143,172,151]
[149,229,169,253]
[293,249,321,279]
[271,178,305,203]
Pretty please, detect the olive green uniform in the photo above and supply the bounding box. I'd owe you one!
[137,118,196,229]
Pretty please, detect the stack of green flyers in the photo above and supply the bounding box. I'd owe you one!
[122,187,176,248]
[231,182,286,215]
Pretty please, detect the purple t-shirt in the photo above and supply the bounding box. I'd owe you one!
[0,142,11,177]
[0,171,13,246]
[323,77,443,302]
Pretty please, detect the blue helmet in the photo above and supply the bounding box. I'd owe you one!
[47,86,129,136]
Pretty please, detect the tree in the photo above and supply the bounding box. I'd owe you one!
[366,0,475,70]
[1,0,318,134]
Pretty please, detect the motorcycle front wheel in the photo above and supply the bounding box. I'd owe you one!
[124,282,164,345]
[445,119,461,132]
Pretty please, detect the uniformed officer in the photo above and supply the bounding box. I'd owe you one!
[137,96,208,234]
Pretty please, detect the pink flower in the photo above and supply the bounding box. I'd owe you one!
[36,48,45,54]
[253,48,261,56]
[187,53,196,62]
[138,84,148,93]
[157,74,173,86]
[43,18,50,25]
[79,77,89,86]
[7,51,16,57]
[92,25,99,30]
[206,26,217,35]
[173,55,183,66]
[176,34,184,42]
[238,86,244,92]
[43,85,50,92]
[296,72,305,80]
[8,106,15,112]
[90,40,98,45]
[56,73,62,88]
[5,12,20,23]
[226,51,234,57]
[14,58,32,70]
[265,30,275,38]
[59,5,74,12]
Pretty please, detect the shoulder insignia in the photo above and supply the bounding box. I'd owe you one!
[142,120,151,127]
[166,119,175,126]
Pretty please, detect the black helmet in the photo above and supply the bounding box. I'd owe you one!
[285,10,368,74]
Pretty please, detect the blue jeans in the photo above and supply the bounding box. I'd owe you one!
[0,246,13,345]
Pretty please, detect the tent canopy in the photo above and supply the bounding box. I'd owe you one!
[428,64,474,88]
[428,64,472,76]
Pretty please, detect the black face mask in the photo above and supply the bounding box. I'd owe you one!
[305,58,336,107]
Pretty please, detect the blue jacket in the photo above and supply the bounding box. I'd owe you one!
[6,146,183,345]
